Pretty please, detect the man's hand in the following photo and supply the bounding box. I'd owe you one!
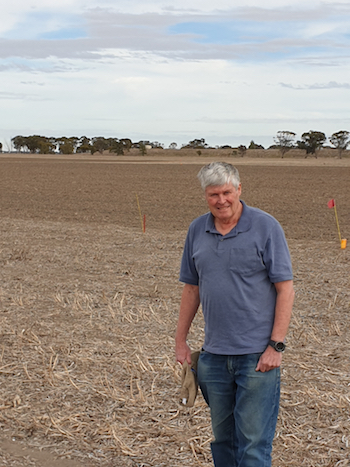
[255,280,294,373]
[175,341,192,366]
[255,345,282,372]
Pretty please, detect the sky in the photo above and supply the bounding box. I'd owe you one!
[1,0,350,149]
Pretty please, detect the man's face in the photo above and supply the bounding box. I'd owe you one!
[204,183,242,222]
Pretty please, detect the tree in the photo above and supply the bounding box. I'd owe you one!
[138,142,147,156]
[91,137,109,154]
[183,138,208,149]
[150,141,164,149]
[297,131,326,158]
[57,137,75,154]
[0,142,2,153]
[11,135,28,152]
[120,138,132,152]
[16,135,54,154]
[273,131,296,158]
[76,136,92,153]
[109,139,125,156]
[248,140,265,150]
[237,145,247,157]
[169,142,177,149]
[329,130,350,159]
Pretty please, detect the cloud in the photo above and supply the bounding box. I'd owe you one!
[0,91,51,100]
[38,27,87,40]
[2,8,87,40]
[0,4,349,63]
[1,1,350,148]
[20,81,46,86]
[280,81,350,89]
[0,55,82,73]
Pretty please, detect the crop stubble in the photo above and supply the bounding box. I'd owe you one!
[0,155,349,467]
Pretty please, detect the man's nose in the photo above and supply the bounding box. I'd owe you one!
[218,194,226,204]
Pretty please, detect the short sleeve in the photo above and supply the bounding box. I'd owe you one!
[262,222,293,283]
[179,226,199,285]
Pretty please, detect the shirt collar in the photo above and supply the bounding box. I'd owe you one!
[205,200,252,237]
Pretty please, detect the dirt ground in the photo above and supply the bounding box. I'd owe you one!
[0,153,349,467]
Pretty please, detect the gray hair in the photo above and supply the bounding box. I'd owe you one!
[197,162,240,190]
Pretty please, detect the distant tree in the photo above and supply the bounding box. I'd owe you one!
[57,137,74,154]
[151,141,164,149]
[297,131,326,158]
[109,138,125,156]
[106,138,117,151]
[18,135,55,154]
[135,140,151,148]
[120,138,132,152]
[138,142,147,156]
[11,135,28,152]
[0,142,2,153]
[26,135,41,153]
[92,137,109,154]
[70,137,80,153]
[248,140,265,150]
[183,138,208,149]
[273,131,296,158]
[237,145,247,157]
[40,136,56,154]
[329,130,350,159]
[76,136,92,153]
[169,142,177,149]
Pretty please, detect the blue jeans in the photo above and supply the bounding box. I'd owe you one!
[197,350,280,467]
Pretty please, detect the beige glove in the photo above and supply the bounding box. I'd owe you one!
[180,351,200,407]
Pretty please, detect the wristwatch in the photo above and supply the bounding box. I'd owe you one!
[268,340,286,352]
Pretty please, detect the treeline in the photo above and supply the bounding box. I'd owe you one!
[270,130,350,159]
[241,130,349,159]
[10,135,165,156]
[6,130,350,158]
[181,131,350,159]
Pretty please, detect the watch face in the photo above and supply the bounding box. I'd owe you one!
[275,342,285,351]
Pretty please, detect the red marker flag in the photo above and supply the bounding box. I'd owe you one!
[327,199,335,209]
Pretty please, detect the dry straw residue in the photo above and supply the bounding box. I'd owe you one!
[0,217,349,467]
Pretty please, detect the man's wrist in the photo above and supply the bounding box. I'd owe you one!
[268,340,286,352]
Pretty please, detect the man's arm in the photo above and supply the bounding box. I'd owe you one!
[256,280,295,372]
[175,284,200,365]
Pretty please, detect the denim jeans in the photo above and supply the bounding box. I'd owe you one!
[197,350,280,467]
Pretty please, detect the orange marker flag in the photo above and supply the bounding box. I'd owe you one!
[328,198,343,246]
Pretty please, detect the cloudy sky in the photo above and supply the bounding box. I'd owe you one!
[1,0,350,149]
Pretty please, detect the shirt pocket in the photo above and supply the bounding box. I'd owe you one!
[229,248,265,274]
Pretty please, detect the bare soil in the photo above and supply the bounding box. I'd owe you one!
[0,153,349,466]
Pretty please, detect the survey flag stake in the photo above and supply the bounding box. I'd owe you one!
[135,194,145,233]
[327,198,345,248]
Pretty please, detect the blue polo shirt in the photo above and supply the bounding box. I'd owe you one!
[180,201,293,355]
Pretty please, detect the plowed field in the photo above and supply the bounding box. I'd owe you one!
[0,154,349,467]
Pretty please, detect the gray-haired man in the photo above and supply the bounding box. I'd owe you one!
[175,162,294,467]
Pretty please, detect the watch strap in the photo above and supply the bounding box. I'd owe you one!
[268,340,286,352]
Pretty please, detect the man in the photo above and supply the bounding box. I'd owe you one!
[175,162,294,467]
